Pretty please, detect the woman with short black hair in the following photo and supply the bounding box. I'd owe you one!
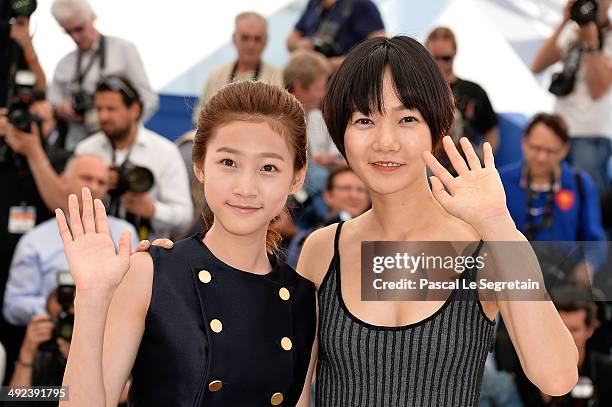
[295,36,579,406]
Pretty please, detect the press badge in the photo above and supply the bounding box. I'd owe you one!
[8,205,36,234]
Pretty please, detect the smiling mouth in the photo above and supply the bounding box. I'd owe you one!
[371,161,404,171]
[227,203,262,213]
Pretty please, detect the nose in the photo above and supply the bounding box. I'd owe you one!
[372,123,400,153]
[232,170,258,198]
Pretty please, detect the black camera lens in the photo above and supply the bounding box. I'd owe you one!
[571,0,599,25]
[8,104,33,132]
[71,90,94,116]
[123,165,154,193]
[56,311,74,341]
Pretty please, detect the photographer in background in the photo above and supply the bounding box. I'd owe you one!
[0,0,46,106]
[286,0,386,70]
[532,0,612,194]
[48,0,158,151]
[8,287,130,406]
[3,154,137,327]
[0,90,71,384]
[75,76,192,240]
[426,26,500,156]
[192,12,282,122]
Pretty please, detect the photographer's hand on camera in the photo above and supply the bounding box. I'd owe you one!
[20,314,54,363]
[56,99,84,124]
[121,191,156,219]
[0,116,45,161]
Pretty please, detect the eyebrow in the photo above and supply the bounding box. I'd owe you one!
[215,147,285,161]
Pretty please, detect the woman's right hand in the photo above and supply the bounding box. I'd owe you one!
[56,187,132,295]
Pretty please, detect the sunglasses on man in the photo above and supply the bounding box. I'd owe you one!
[434,54,454,62]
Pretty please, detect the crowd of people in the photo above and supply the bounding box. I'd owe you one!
[0,0,610,405]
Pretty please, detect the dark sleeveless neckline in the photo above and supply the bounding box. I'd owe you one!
[320,221,494,331]
[192,231,279,279]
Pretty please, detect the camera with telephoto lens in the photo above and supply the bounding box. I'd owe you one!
[54,272,75,342]
[7,69,38,132]
[114,161,155,194]
[71,88,94,116]
[571,0,599,25]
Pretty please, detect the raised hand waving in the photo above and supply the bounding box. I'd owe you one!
[55,187,132,294]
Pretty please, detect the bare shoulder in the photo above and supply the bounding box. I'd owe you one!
[112,252,154,315]
[296,223,339,290]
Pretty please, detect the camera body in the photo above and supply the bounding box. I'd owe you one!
[70,88,94,116]
[571,0,600,25]
[7,69,38,132]
[313,37,342,58]
[114,161,155,195]
[54,271,75,342]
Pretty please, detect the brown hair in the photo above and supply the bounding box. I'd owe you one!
[284,50,331,93]
[524,113,569,143]
[425,26,458,53]
[325,165,354,192]
[192,81,307,254]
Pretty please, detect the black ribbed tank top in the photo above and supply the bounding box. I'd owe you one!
[316,221,497,407]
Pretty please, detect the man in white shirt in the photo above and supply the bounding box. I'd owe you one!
[532,0,612,193]
[192,12,283,123]
[48,0,158,150]
[75,76,192,240]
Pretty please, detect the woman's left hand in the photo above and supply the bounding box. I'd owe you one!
[422,136,511,232]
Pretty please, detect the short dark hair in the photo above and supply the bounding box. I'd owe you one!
[524,113,569,143]
[322,36,455,161]
[95,75,142,112]
[325,165,354,192]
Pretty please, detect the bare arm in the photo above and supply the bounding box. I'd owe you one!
[57,189,151,406]
[10,17,46,91]
[532,22,566,73]
[580,23,612,99]
[287,30,311,52]
[0,117,67,211]
[424,137,578,396]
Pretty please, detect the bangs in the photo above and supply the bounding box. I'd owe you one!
[323,36,455,158]
[349,44,423,116]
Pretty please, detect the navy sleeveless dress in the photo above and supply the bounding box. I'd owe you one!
[128,232,317,406]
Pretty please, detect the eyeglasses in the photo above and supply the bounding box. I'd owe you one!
[237,34,265,44]
[434,55,454,62]
[525,142,563,157]
[332,184,368,194]
[64,24,85,36]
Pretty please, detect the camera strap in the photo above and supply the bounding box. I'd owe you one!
[524,169,557,240]
[313,0,352,49]
[75,34,106,86]
[229,60,261,82]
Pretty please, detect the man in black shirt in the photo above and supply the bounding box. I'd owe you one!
[0,98,70,384]
[425,26,499,156]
